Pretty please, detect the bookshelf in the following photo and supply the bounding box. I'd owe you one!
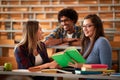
[0,0,120,57]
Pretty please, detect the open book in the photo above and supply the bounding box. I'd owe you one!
[52,48,86,67]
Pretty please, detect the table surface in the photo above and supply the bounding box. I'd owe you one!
[0,69,120,80]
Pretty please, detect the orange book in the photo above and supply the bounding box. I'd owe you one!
[82,64,108,69]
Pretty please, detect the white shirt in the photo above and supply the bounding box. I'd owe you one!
[35,54,43,66]
[66,33,73,38]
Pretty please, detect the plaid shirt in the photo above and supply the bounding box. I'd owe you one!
[14,42,50,69]
[46,25,82,40]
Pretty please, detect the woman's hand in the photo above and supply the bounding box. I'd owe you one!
[28,63,50,72]
[68,60,83,68]
[28,66,41,72]
[48,61,60,69]
[28,61,60,72]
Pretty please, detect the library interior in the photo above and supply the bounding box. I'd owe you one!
[0,0,120,76]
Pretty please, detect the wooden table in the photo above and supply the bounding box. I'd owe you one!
[0,70,120,80]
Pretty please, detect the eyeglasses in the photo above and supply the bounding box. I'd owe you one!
[60,18,71,23]
[82,24,94,28]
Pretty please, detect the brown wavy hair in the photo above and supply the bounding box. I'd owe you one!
[81,14,105,59]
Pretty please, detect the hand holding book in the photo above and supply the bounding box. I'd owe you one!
[52,48,86,67]
[29,48,86,72]
[68,59,83,68]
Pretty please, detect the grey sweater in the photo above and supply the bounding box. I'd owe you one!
[84,37,112,69]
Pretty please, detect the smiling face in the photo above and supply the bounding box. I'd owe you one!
[82,19,96,40]
[60,16,74,31]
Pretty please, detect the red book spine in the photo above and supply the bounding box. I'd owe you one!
[83,64,108,69]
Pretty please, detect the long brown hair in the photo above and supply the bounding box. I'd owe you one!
[81,14,105,59]
[17,20,39,53]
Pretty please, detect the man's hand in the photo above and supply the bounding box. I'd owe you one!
[63,38,81,46]
[64,38,78,43]
[44,38,63,46]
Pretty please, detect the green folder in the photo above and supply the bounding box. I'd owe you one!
[52,48,86,67]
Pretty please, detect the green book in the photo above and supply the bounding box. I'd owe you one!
[52,48,86,67]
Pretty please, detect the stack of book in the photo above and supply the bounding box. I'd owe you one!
[81,64,108,71]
